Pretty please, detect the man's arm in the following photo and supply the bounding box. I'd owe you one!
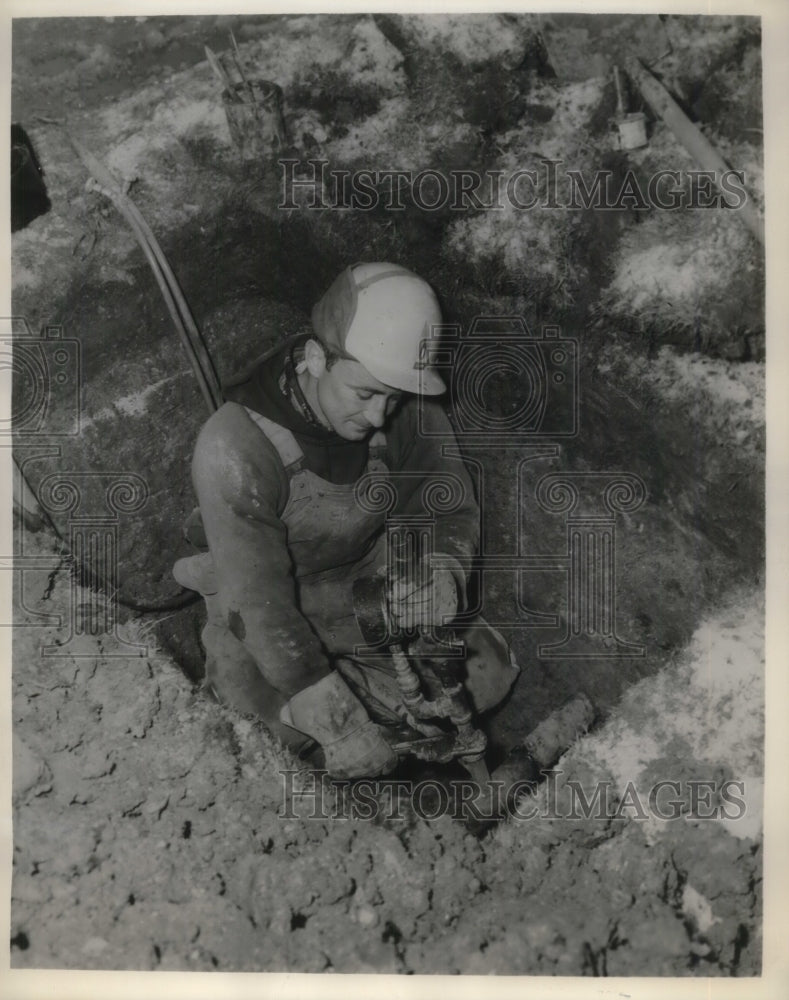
[192,403,331,699]
[386,397,480,611]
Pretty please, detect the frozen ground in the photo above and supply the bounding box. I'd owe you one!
[8,11,771,979]
[10,529,763,974]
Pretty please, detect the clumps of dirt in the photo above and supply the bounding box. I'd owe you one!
[598,344,764,459]
[11,525,763,975]
[11,531,294,971]
[475,587,763,976]
[288,69,387,144]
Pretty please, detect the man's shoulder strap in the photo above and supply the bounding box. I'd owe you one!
[243,406,388,472]
[242,407,304,473]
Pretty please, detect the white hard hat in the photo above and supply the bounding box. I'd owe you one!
[311,262,446,395]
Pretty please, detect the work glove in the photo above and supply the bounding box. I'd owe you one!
[280,672,398,779]
[387,555,458,631]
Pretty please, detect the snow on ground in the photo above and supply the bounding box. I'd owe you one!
[606,210,758,323]
[10,11,767,978]
[445,75,606,299]
[598,342,765,463]
[396,13,533,67]
[578,589,764,842]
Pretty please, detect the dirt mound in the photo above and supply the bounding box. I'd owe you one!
[10,528,761,973]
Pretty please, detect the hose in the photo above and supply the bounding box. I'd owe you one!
[67,134,224,412]
[16,133,225,614]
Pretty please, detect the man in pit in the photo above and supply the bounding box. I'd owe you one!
[174,262,520,779]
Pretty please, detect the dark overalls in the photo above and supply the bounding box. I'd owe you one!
[177,403,519,746]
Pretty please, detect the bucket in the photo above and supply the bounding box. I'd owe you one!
[616,111,648,151]
[222,79,287,160]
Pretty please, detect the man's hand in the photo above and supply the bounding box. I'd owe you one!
[387,558,458,630]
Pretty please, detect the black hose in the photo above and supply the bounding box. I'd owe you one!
[68,134,224,413]
[22,133,224,617]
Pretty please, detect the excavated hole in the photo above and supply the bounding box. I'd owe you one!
[23,192,764,764]
[9,14,765,978]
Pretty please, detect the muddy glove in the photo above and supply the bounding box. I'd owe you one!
[280,672,398,779]
[387,556,458,630]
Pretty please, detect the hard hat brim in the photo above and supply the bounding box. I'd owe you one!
[361,357,446,396]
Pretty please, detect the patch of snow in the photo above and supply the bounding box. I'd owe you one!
[445,76,605,289]
[682,884,720,932]
[328,98,474,169]
[587,727,662,789]
[151,97,226,139]
[606,206,757,327]
[105,131,175,183]
[718,774,762,841]
[612,242,705,313]
[240,15,405,92]
[76,375,186,433]
[400,14,530,66]
[602,344,764,437]
[448,204,559,278]
[10,263,41,290]
[684,608,765,771]
[344,17,405,93]
[560,588,763,843]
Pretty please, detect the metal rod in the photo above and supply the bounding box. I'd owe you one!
[204,45,234,95]
[613,65,625,117]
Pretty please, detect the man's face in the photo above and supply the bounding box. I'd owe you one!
[315,358,404,440]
